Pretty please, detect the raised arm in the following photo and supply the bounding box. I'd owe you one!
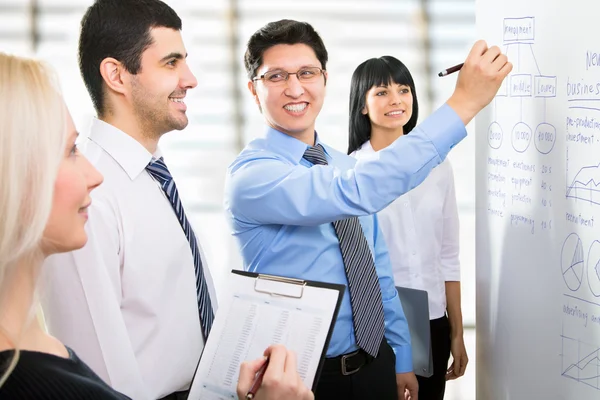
[228,105,465,226]
[228,40,511,227]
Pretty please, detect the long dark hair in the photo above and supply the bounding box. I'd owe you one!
[348,56,418,154]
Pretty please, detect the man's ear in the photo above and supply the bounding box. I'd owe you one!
[99,57,128,96]
[323,70,328,86]
[247,80,262,111]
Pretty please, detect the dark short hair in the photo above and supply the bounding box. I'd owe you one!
[244,19,328,80]
[347,56,419,154]
[79,0,182,116]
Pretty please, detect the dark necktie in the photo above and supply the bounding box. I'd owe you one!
[146,157,214,340]
[303,144,385,357]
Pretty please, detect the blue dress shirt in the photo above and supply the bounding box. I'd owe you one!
[225,104,466,373]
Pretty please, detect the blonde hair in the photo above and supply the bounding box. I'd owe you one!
[0,53,66,385]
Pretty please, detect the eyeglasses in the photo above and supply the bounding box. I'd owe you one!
[253,66,325,86]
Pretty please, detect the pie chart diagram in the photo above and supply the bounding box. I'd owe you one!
[561,233,584,292]
[587,240,600,297]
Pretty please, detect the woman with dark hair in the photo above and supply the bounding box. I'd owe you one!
[348,56,469,400]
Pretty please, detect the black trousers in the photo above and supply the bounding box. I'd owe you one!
[315,339,397,400]
[417,315,452,400]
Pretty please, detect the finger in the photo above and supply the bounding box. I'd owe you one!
[412,387,419,400]
[498,61,513,79]
[411,380,419,400]
[237,358,267,396]
[467,40,489,60]
[459,356,468,376]
[263,344,287,382]
[239,358,267,385]
[284,349,299,383]
[447,361,455,375]
[397,383,406,399]
[454,357,462,376]
[284,349,297,373]
[446,363,457,381]
[482,45,502,64]
[263,343,285,358]
[491,54,508,72]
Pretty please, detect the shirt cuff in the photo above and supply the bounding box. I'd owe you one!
[419,104,467,159]
[392,343,413,373]
[442,265,461,281]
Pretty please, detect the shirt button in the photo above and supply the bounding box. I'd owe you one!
[412,251,417,255]
[404,202,409,207]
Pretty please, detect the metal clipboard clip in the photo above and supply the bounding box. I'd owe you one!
[253,274,307,299]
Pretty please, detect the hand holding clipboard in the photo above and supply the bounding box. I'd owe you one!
[188,271,345,400]
[237,345,314,400]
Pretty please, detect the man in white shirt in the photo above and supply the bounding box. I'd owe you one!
[41,1,217,399]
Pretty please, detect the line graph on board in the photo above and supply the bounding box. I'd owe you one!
[561,332,600,390]
[566,147,600,206]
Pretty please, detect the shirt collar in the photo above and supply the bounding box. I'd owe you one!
[358,140,375,154]
[264,126,330,164]
[87,118,160,180]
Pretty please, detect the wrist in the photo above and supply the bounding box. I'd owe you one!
[449,318,464,338]
[446,92,480,126]
[451,328,464,339]
[452,331,464,339]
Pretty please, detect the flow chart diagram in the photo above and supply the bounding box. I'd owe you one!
[488,17,557,155]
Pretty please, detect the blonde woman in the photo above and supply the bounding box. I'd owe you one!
[0,53,122,398]
[0,52,312,400]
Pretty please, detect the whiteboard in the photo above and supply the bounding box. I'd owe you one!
[476,1,600,399]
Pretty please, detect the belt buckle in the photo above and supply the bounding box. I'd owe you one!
[341,349,362,376]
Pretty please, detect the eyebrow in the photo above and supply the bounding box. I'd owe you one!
[159,52,187,63]
[376,83,410,88]
[266,64,319,72]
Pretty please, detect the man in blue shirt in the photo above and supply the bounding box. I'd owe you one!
[225,20,511,400]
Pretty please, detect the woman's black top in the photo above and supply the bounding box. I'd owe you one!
[0,347,131,399]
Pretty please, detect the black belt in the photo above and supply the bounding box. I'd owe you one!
[324,348,375,376]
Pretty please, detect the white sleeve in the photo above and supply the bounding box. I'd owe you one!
[440,161,461,282]
[41,194,150,400]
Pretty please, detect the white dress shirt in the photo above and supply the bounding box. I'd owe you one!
[352,140,460,320]
[41,119,218,400]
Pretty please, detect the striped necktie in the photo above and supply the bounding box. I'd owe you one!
[146,157,214,340]
[302,144,385,357]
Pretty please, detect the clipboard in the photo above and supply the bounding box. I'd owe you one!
[188,270,345,399]
[396,286,433,377]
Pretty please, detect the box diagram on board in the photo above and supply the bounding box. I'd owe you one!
[488,17,557,155]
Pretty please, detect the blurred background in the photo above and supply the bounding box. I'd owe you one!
[0,0,477,398]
